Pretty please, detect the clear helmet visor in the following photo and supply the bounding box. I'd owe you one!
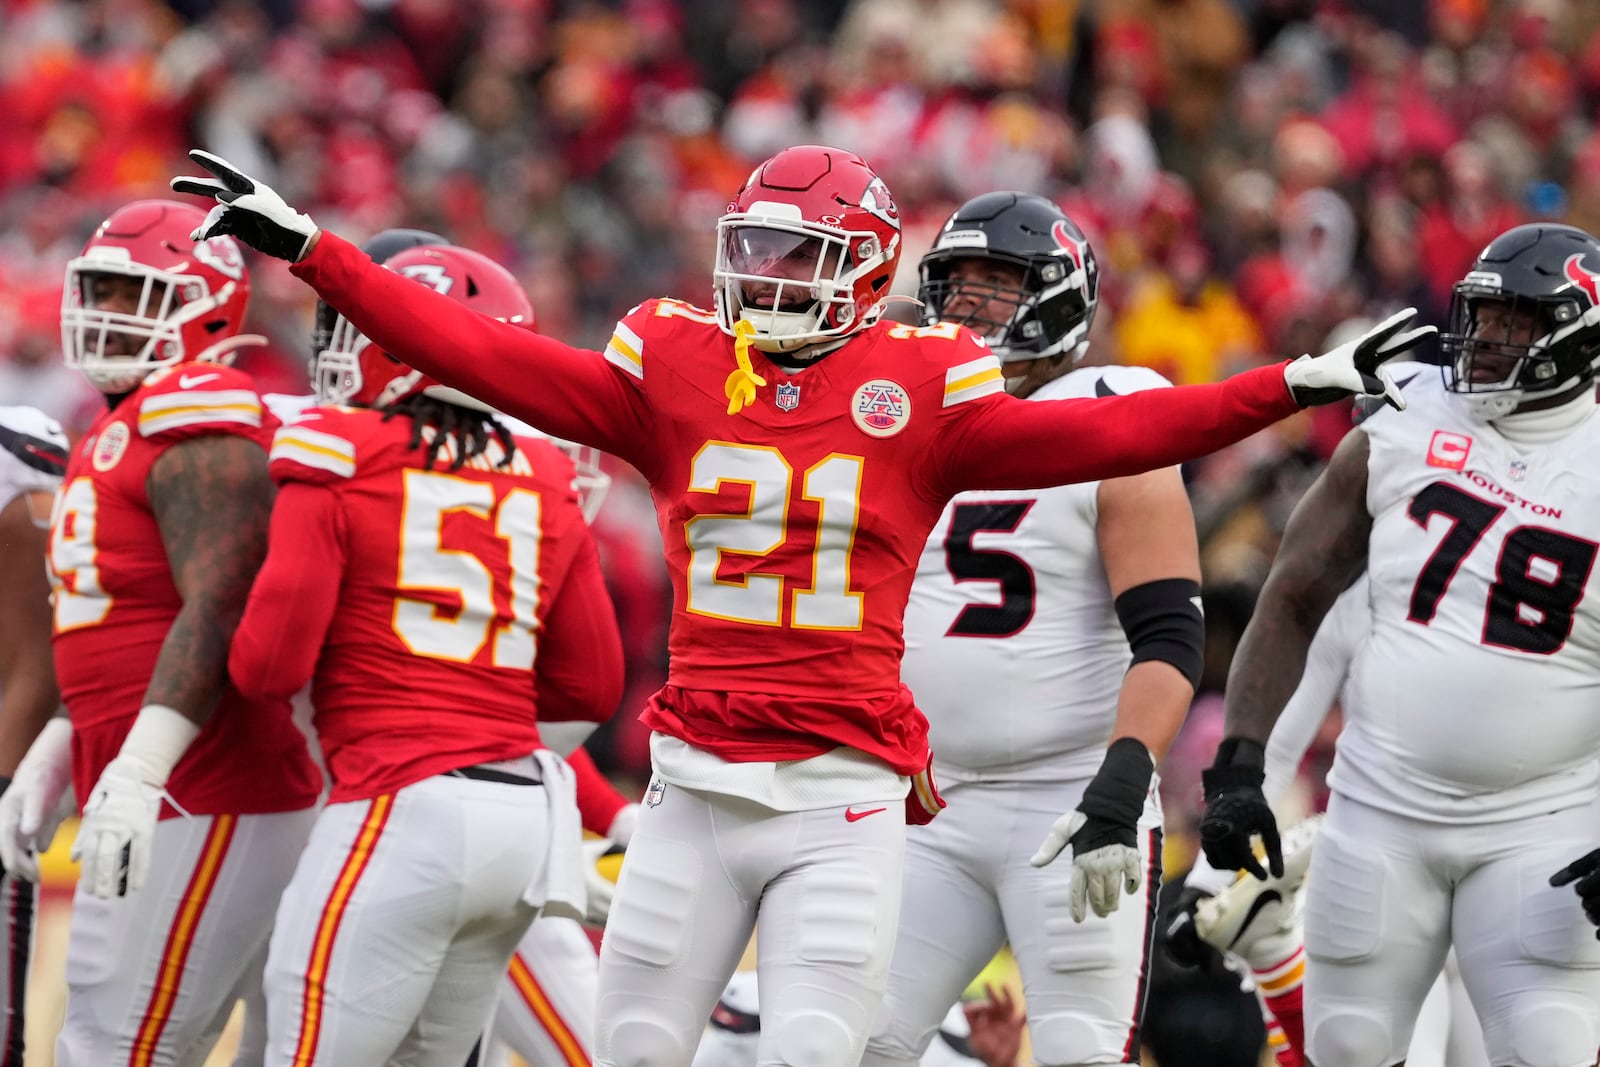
[713,217,882,353]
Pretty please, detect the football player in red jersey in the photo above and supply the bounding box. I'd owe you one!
[13,200,324,1066]
[174,145,1433,1067]
[0,405,69,1067]
[227,244,624,1066]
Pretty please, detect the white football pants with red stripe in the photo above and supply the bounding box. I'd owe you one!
[594,781,906,1067]
[491,917,596,1066]
[862,776,1163,1067]
[56,809,315,1067]
[263,773,547,1066]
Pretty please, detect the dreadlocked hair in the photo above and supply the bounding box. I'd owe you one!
[381,394,518,471]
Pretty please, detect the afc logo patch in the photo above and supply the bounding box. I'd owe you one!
[775,382,800,412]
[1426,430,1472,471]
[92,422,130,472]
[851,379,911,438]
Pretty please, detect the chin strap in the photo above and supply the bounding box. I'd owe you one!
[725,319,769,416]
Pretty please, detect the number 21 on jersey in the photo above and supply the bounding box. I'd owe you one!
[684,442,864,630]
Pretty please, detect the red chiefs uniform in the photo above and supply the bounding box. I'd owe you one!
[49,363,321,816]
[293,233,1297,775]
[229,405,620,803]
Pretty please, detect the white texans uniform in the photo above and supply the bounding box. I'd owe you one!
[864,365,1168,1067]
[0,406,68,1067]
[1305,374,1600,1067]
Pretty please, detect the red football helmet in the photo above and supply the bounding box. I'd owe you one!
[61,200,254,392]
[315,244,534,412]
[714,145,902,354]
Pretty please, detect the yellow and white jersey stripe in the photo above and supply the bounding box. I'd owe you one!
[603,321,644,381]
[941,354,1004,408]
[137,389,263,437]
[269,424,357,479]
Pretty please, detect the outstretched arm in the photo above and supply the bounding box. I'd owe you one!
[290,233,657,475]
[933,363,1298,497]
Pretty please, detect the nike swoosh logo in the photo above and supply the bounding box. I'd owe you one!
[844,806,886,822]
[1227,888,1282,950]
[179,372,221,388]
[1094,376,1121,398]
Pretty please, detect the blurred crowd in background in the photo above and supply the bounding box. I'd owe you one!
[1,1,1595,1052]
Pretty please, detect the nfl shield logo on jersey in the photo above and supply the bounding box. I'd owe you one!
[775,383,800,412]
[1509,459,1528,481]
[644,778,666,807]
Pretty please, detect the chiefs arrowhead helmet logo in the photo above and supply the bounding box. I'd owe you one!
[1564,253,1600,306]
[1051,219,1084,275]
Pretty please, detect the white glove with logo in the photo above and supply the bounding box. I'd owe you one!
[171,150,319,263]
[0,718,76,881]
[1282,307,1436,410]
[1031,809,1144,923]
[72,705,199,899]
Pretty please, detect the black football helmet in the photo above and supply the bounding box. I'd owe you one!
[310,227,447,357]
[1441,223,1600,418]
[918,192,1099,364]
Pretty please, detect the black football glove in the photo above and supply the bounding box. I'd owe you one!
[1282,307,1435,410]
[1162,883,1222,971]
[170,149,319,262]
[1550,848,1600,935]
[1199,736,1282,882]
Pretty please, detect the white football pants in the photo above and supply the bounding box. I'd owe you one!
[594,782,905,1067]
[862,776,1162,1067]
[1305,792,1600,1067]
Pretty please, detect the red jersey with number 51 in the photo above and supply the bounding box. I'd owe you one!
[229,405,613,802]
[50,364,322,818]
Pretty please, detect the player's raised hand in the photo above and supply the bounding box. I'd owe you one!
[170,150,319,262]
[1551,848,1600,935]
[1199,736,1282,881]
[1031,737,1152,921]
[1283,307,1436,410]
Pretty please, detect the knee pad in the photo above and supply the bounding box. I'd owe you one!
[596,1008,693,1067]
[1305,1007,1394,1067]
[1506,1001,1600,1067]
[1027,1012,1106,1066]
[763,1009,856,1067]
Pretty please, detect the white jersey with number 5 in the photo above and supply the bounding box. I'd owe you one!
[902,364,1172,782]
[1339,375,1600,822]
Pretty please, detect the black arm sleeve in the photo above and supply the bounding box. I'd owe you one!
[1113,577,1205,690]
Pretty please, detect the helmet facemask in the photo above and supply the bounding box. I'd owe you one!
[919,252,1095,368]
[714,217,891,354]
[62,254,236,392]
[1443,284,1600,419]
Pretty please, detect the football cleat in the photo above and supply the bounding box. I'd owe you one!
[1194,814,1322,970]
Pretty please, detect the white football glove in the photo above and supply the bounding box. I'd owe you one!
[74,758,164,899]
[170,149,319,263]
[71,705,199,899]
[1282,307,1436,410]
[581,837,617,927]
[1030,809,1143,923]
[0,718,76,881]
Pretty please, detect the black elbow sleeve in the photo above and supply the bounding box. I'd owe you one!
[1113,577,1205,690]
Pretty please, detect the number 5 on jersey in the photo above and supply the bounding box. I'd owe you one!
[396,470,542,667]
